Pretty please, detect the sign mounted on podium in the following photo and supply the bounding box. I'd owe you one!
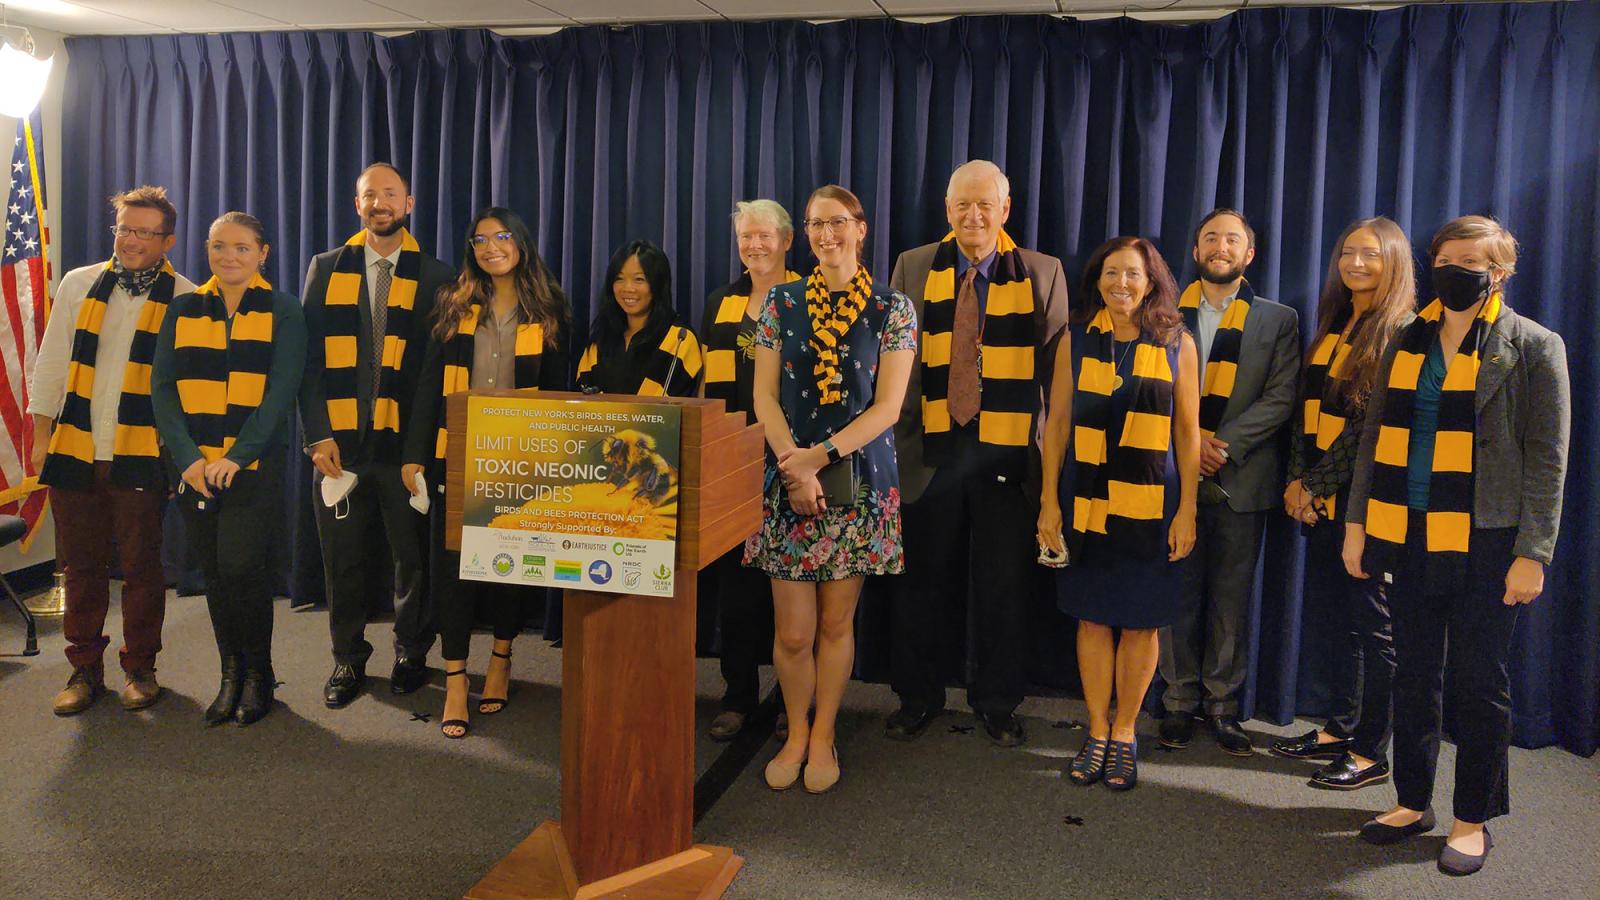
[457,395,682,598]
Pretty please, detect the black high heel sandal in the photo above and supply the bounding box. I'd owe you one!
[1069,736,1109,786]
[441,668,470,739]
[1104,739,1138,791]
[478,650,512,715]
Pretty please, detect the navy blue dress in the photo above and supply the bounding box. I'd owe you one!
[743,280,919,581]
[1054,335,1185,629]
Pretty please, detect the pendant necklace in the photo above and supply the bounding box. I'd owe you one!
[1111,336,1135,391]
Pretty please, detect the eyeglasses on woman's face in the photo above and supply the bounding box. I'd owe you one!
[470,231,515,248]
[803,216,855,235]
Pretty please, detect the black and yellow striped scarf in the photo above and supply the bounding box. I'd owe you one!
[39,259,177,490]
[576,324,702,397]
[805,264,872,405]
[919,229,1037,458]
[1363,294,1502,579]
[1300,308,1361,520]
[1179,280,1254,436]
[321,228,421,447]
[703,269,799,407]
[1070,308,1175,559]
[169,273,276,470]
[432,303,546,462]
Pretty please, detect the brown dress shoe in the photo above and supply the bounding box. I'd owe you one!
[120,671,162,710]
[53,666,105,716]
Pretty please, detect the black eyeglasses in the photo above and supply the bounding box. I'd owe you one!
[110,225,170,240]
[470,232,515,248]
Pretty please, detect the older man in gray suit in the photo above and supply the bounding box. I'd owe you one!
[1158,208,1300,754]
[884,160,1070,747]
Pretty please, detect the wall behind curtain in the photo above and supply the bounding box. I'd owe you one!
[59,4,1598,754]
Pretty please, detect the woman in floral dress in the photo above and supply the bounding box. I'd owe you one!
[745,184,918,795]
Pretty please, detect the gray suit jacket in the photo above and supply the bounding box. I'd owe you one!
[1347,304,1570,565]
[1188,293,1301,513]
[889,241,1071,504]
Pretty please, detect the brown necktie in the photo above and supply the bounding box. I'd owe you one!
[948,266,981,426]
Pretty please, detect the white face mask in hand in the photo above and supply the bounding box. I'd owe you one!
[409,472,430,515]
[321,470,358,520]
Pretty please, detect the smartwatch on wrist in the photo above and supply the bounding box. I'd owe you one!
[822,439,842,464]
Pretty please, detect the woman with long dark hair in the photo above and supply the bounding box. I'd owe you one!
[1037,236,1200,791]
[575,240,702,397]
[1270,218,1415,790]
[151,211,306,726]
[402,206,571,739]
[1345,216,1569,875]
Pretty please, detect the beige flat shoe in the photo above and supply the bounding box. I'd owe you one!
[803,745,840,795]
[764,750,805,791]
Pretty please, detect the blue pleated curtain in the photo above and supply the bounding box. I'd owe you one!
[59,5,1598,755]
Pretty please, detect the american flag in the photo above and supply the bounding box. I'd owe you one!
[0,112,51,549]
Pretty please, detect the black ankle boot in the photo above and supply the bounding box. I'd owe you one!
[235,660,275,726]
[206,655,244,726]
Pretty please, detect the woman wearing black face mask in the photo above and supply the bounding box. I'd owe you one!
[1343,216,1570,876]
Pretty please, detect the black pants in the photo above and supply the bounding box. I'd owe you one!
[430,500,534,659]
[1160,502,1264,717]
[891,433,1035,718]
[315,460,432,667]
[1390,512,1521,823]
[179,468,275,667]
[1306,521,1395,759]
[701,547,774,714]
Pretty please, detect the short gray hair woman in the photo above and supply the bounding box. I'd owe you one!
[697,199,798,742]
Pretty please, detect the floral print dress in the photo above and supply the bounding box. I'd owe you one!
[742,280,918,581]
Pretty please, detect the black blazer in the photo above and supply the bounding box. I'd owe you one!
[297,244,454,465]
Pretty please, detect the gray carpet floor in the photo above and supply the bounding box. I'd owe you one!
[1,587,1595,899]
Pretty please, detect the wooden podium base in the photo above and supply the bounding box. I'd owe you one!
[466,822,743,900]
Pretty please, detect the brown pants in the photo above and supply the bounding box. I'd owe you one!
[50,462,166,674]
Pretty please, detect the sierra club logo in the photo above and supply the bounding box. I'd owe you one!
[554,560,582,582]
[492,553,515,577]
[655,563,672,580]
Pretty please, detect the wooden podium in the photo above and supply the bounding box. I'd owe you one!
[444,391,764,899]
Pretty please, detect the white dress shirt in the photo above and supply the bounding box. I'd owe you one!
[28,262,197,460]
[1195,285,1240,370]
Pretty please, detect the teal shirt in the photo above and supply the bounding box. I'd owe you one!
[1406,341,1449,510]
[152,289,308,471]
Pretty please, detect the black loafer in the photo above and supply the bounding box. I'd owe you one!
[324,663,366,708]
[1209,715,1254,756]
[1310,753,1390,790]
[1271,729,1351,760]
[975,710,1026,748]
[884,705,942,741]
[1158,712,1197,749]
[1438,828,1492,876]
[1359,808,1436,845]
[390,657,429,695]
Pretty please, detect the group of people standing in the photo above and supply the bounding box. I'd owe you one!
[29,156,1568,878]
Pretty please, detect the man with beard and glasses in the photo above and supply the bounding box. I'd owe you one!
[1156,208,1299,755]
[32,185,196,715]
[299,162,454,708]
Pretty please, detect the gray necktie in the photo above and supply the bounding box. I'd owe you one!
[371,258,393,399]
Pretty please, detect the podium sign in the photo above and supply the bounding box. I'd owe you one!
[457,395,682,598]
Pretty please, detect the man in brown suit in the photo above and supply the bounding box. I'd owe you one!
[885,160,1070,746]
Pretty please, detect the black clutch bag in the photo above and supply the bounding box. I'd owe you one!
[781,457,859,509]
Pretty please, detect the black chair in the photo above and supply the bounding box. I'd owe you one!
[0,515,39,656]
